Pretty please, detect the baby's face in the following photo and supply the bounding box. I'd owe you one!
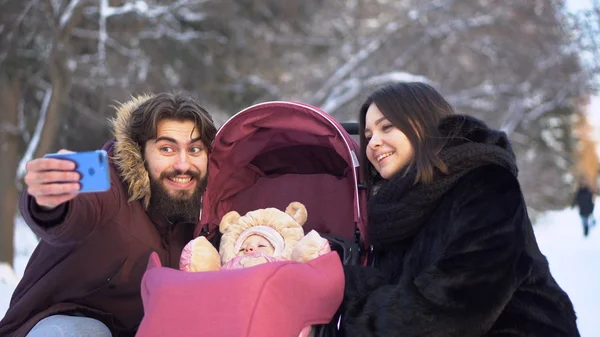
[237,235,275,257]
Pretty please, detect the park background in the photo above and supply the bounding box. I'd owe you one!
[1,0,600,335]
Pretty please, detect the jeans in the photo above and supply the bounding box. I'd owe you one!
[581,215,595,237]
[26,315,111,337]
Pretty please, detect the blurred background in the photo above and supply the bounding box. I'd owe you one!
[1,0,600,334]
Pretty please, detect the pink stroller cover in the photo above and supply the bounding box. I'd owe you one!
[137,252,344,337]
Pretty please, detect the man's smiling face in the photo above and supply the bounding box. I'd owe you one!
[144,118,208,199]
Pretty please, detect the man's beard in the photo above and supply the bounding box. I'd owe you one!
[149,170,207,224]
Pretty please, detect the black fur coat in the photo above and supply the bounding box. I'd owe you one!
[341,115,580,337]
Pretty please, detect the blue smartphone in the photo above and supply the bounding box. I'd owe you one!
[44,150,111,193]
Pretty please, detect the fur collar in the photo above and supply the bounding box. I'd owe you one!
[109,94,155,208]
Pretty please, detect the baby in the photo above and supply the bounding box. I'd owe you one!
[224,225,288,269]
[179,202,330,337]
[238,232,277,256]
[180,202,330,272]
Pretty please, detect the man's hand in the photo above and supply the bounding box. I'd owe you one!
[24,150,81,210]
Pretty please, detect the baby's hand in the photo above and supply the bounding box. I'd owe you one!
[291,230,331,263]
[180,236,221,272]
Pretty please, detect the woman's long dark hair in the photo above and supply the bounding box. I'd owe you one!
[359,82,454,188]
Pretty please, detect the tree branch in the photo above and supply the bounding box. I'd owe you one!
[59,0,82,29]
[16,87,52,181]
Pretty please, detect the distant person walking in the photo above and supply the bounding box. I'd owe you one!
[573,178,596,237]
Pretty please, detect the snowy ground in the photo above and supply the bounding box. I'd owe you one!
[533,209,600,337]
[1,209,599,335]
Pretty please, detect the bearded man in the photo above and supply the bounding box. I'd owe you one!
[0,93,217,337]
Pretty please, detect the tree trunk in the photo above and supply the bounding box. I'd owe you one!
[33,53,69,158]
[0,76,21,267]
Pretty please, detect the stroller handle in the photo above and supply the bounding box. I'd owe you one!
[340,122,359,135]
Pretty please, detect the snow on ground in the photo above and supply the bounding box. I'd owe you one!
[0,217,37,318]
[533,208,600,337]
[0,263,19,319]
[1,210,599,335]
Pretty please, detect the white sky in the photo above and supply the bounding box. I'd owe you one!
[567,0,594,12]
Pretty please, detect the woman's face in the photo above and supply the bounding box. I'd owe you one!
[364,103,414,180]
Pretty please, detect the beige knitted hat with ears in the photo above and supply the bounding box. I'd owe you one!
[218,202,307,265]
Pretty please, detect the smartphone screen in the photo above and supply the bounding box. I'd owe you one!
[44,150,111,193]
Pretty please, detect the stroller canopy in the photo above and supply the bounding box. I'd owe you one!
[198,101,367,246]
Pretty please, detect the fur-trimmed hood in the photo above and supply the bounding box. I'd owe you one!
[218,202,307,265]
[109,94,155,208]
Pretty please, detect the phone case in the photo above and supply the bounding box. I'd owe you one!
[44,150,111,193]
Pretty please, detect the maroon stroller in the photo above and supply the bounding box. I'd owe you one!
[199,101,368,255]
[138,101,368,337]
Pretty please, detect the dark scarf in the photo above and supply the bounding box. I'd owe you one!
[367,115,519,250]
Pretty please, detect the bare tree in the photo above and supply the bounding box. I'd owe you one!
[0,0,224,266]
[0,0,331,265]
[0,0,85,266]
[267,0,593,212]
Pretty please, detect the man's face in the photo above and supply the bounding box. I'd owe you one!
[144,119,208,221]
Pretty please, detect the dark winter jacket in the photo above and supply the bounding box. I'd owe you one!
[574,186,594,216]
[0,95,196,337]
[341,115,580,337]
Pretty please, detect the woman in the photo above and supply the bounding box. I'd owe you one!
[341,82,580,336]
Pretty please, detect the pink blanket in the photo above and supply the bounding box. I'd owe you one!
[137,251,344,337]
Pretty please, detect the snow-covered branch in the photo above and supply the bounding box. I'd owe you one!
[71,28,140,58]
[445,82,530,102]
[501,82,575,135]
[247,75,281,98]
[407,0,457,22]
[524,87,572,124]
[425,13,498,39]
[99,0,195,19]
[98,0,145,16]
[364,72,433,87]
[312,2,505,108]
[16,87,52,181]
[59,0,82,29]
[16,0,37,29]
[17,98,30,143]
[312,21,402,105]
[49,0,60,16]
[320,78,361,114]
[501,99,526,135]
[320,71,433,114]
[177,7,207,22]
[98,0,108,67]
[139,28,226,42]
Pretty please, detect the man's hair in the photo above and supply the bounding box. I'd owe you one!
[358,82,454,187]
[129,92,217,152]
